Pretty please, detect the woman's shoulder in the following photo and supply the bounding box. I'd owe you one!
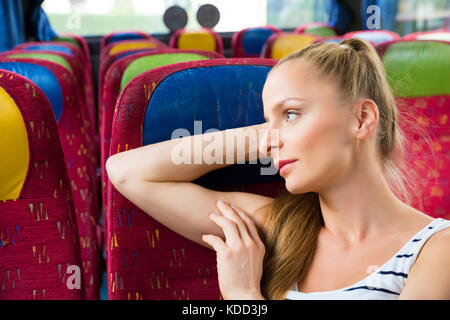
[401,207,449,253]
[399,217,450,299]
[418,219,450,252]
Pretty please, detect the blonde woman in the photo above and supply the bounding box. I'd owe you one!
[106,38,450,300]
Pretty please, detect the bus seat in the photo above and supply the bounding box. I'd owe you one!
[402,30,450,42]
[4,50,97,145]
[98,42,168,123]
[53,34,95,98]
[261,32,317,59]
[53,35,80,47]
[0,69,84,300]
[0,52,98,199]
[232,25,281,58]
[295,22,337,37]
[313,36,344,44]
[106,58,286,299]
[101,39,167,62]
[14,42,97,136]
[101,31,152,50]
[23,44,73,55]
[100,50,224,236]
[378,39,450,219]
[343,30,400,45]
[15,42,87,70]
[0,59,101,299]
[170,28,224,55]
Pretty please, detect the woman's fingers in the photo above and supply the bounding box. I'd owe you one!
[209,213,242,248]
[216,200,253,245]
[230,203,265,248]
[202,234,227,252]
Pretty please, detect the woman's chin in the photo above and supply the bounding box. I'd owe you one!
[285,179,303,194]
[284,176,313,195]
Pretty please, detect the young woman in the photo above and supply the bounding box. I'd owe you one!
[106,38,450,300]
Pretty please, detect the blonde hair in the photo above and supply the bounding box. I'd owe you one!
[257,38,434,299]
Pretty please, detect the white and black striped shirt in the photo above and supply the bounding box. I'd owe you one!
[285,218,450,300]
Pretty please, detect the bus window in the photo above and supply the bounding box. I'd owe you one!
[42,0,332,35]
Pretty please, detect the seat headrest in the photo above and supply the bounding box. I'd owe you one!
[345,30,399,44]
[109,42,158,55]
[0,62,63,122]
[177,31,217,52]
[0,85,29,201]
[302,26,336,37]
[382,41,450,97]
[120,52,210,90]
[242,28,278,55]
[24,44,73,56]
[142,63,281,187]
[7,52,73,73]
[108,32,148,45]
[270,33,316,59]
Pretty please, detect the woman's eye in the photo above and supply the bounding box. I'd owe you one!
[284,110,300,121]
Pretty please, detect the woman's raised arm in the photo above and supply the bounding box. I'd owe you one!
[106,123,274,248]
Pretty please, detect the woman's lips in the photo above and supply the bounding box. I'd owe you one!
[279,160,297,175]
[276,160,297,174]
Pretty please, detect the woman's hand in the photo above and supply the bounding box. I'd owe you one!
[202,200,266,300]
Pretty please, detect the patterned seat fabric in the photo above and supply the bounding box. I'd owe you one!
[169,28,224,55]
[4,50,97,148]
[97,49,176,133]
[378,39,450,219]
[232,26,281,58]
[0,59,101,299]
[106,58,286,299]
[98,40,168,122]
[261,32,317,59]
[100,50,223,230]
[13,42,97,142]
[0,69,84,299]
[62,34,94,76]
[1,50,98,196]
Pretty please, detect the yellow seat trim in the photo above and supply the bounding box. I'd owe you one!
[272,34,316,60]
[178,31,216,52]
[0,87,30,201]
[109,42,157,55]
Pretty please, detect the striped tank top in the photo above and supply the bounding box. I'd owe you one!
[285,218,450,300]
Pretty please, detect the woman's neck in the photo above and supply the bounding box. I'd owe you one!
[317,160,416,247]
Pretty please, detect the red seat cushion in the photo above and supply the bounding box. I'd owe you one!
[0,70,84,299]
[0,58,102,299]
[12,42,98,145]
[397,96,449,219]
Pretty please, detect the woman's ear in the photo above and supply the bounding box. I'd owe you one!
[352,99,379,140]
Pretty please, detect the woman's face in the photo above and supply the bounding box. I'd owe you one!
[260,59,358,194]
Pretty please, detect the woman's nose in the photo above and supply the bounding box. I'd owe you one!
[259,125,279,158]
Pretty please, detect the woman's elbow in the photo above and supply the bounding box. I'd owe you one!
[106,154,129,187]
